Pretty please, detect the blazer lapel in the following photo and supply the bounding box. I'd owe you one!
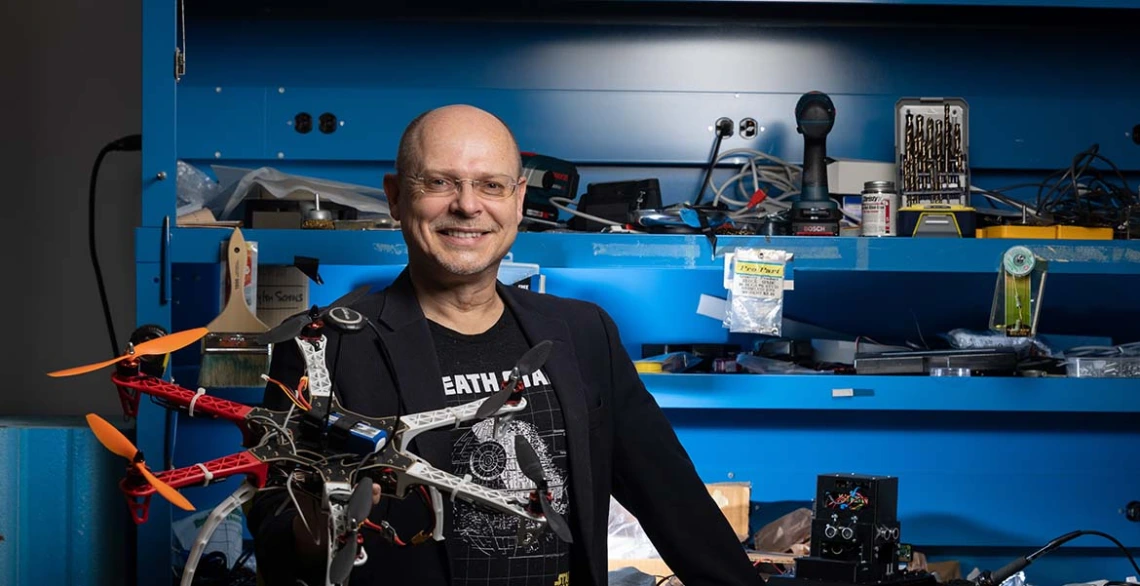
[374,270,452,473]
[500,284,597,564]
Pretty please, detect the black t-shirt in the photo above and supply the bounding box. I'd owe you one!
[429,308,572,586]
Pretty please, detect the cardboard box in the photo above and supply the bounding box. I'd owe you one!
[706,482,750,542]
[256,266,309,329]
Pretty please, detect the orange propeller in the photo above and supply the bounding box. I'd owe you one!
[86,413,195,512]
[48,327,209,378]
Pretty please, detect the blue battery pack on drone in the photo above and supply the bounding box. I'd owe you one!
[326,412,388,455]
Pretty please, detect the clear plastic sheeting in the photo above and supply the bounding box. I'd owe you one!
[944,328,1053,357]
[213,165,390,220]
[176,160,223,217]
[607,497,661,560]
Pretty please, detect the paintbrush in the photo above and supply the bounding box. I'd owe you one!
[199,227,271,387]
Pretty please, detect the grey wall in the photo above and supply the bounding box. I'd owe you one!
[1,0,141,418]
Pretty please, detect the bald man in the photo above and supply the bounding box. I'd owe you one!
[248,105,760,586]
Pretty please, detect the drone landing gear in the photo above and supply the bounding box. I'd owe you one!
[114,381,142,418]
[124,491,154,524]
[179,480,259,586]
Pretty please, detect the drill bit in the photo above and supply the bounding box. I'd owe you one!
[926,117,935,193]
[909,112,917,192]
[915,115,925,192]
[943,103,952,175]
[935,118,943,191]
[954,122,963,177]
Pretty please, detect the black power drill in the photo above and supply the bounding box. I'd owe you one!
[792,91,841,236]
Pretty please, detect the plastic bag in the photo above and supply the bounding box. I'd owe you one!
[213,165,390,221]
[966,569,1028,586]
[753,507,812,553]
[176,160,223,217]
[173,509,243,570]
[945,328,1053,357]
[724,248,793,336]
[607,497,660,560]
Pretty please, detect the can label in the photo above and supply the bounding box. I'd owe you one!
[861,192,899,236]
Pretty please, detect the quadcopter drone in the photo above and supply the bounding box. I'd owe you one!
[48,286,572,586]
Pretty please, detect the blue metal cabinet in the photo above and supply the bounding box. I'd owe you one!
[0,418,128,586]
[136,1,1140,584]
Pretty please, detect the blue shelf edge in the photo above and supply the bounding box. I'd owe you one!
[138,227,1140,275]
[643,373,1140,412]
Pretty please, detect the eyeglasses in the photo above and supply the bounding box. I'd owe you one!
[407,172,520,199]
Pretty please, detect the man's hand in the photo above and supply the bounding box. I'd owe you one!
[373,482,382,505]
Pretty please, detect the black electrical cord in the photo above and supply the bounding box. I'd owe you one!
[966,529,1140,586]
[1023,144,1138,236]
[1027,529,1139,568]
[89,134,142,357]
[323,334,345,437]
[694,118,735,205]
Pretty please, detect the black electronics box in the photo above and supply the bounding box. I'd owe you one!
[853,347,1018,375]
[799,473,903,584]
[569,178,662,232]
[521,153,579,226]
[814,473,897,524]
[750,472,938,585]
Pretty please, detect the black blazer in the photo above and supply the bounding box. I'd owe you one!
[248,269,760,586]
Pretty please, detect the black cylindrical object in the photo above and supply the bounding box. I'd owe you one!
[795,91,836,203]
[791,91,842,235]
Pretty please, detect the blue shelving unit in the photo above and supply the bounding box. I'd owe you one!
[136,1,1140,584]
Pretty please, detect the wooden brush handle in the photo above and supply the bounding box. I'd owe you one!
[206,228,269,333]
[227,228,248,295]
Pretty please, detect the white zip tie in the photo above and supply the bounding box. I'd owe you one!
[451,474,473,503]
[195,463,214,486]
[189,387,206,417]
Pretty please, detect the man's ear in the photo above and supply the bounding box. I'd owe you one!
[514,177,528,225]
[383,173,402,221]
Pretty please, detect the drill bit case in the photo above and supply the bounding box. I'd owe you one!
[894,97,970,207]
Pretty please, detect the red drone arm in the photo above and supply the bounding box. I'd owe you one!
[122,451,268,524]
[112,372,254,427]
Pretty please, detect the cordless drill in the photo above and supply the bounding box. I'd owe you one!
[791,91,841,236]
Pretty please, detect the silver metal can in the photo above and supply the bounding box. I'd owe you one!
[861,180,900,237]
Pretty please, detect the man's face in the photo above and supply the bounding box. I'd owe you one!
[385,112,525,283]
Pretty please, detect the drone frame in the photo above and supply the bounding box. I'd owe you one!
[71,320,563,586]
